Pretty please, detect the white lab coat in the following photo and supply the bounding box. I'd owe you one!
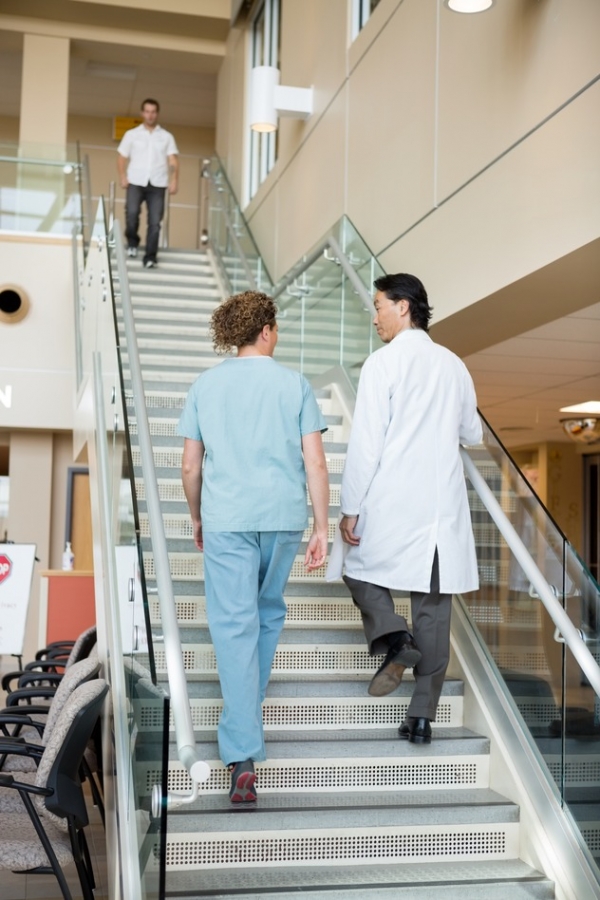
[326,329,483,594]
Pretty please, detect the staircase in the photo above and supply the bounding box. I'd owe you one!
[118,248,555,899]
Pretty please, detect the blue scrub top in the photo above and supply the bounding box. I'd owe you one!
[177,357,327,532]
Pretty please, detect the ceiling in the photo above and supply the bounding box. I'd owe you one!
[0,6,597,450]
[69,43,219,127]
[465,300,600,448]
[0,0,225,128]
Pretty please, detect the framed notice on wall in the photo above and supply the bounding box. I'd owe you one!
[0,543,36,655]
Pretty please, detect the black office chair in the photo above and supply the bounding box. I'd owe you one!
[0,679,108,900]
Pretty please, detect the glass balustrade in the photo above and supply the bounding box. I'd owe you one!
[0,142,83,235]
[458,417,600,873]
[275,218,383,386]
[202,163,600,875]
[76,200,168,899]
[205,157,273,294]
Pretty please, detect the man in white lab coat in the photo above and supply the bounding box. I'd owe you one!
[329,273,482,744]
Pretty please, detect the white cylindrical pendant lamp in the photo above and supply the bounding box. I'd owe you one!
[444,0,494,12]
[250,65,279,133]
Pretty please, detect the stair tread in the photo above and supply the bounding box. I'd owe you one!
[182,678,464,699]
[174,787,511,815]
[163,858,552,898]
[168,727,489,758]
[167,796,520,833]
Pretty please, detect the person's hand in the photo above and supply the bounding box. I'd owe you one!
[192,519,203,551]
[120,177,129,189]
[169,180,178,195]
[304,528,328,571]
[340,515,360,546]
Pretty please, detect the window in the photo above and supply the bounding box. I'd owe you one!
[248,0,280,202]
[352,0,383,40]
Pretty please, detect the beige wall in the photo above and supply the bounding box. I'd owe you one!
[0,236,75,430]
[19,34,70,151]
[5,431,53,666]
[70,114,215,249]
[217,0,600,317]
[0,428,81,676]
[513,441,584,553]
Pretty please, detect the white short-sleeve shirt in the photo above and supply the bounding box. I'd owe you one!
[117,124,178,188]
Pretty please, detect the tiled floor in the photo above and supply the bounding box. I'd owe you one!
[0,791,108,900]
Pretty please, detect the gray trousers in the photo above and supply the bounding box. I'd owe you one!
[343,551,451,720]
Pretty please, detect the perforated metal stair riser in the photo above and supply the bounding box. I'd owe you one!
[117,249,555,899]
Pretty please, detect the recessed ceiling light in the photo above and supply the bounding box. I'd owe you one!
[560,401,600,415]
[86,62,137,81]
[444,0,495,12]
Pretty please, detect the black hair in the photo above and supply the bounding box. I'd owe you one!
[141,98,160,112]
[373,273,432,331]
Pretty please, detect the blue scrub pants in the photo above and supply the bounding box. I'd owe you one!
[202,530,302,766]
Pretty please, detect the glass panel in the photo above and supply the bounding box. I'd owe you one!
[563,544,600,869]
[206,158,274,294]
[203,151,600,887]
[248,0,280,199]
[0,142,82,235]
[457,413,600,882]
[0,474,8,541]
[80,202,168,898]
[276,219,382,385]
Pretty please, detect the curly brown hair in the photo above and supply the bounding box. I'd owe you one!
[210,291,277,353]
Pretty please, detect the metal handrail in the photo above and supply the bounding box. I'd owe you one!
[460,448,600,697]
[161,187,170,250]
[271,233,376,315]
[0,154,79,168]
[112,220,210,805]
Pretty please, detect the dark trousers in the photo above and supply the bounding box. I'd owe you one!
[125,183,165,263]
[343,551,452,720]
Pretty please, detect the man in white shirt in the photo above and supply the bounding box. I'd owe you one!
[327,273,482,745]
[117,98,179,268]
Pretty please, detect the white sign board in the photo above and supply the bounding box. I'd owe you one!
[0,544,37,655]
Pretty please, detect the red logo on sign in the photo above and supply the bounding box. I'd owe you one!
[0,554,12,585]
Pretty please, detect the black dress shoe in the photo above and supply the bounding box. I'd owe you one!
[398,718,415,740]
[408,717,432,744]
[368,632,422,697]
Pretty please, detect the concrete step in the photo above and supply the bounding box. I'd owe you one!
[141,514,343,547]
[140,728,492,800]
[136,477,342,508]
[143,550,338,587]
[161,689,464,734]
[163,859,553,899]
[179,678,462,702]
[149,592,406,629]
[151,641,420,681]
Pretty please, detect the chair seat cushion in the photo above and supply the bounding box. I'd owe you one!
[0,811,73,869]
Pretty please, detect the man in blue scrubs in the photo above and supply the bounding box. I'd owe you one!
[178,291,329,803]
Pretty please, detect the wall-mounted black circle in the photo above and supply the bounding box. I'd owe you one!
[0,289,22,315]
[0,285,30,324]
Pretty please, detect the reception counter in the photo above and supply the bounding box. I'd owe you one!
[38,570,96,647]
